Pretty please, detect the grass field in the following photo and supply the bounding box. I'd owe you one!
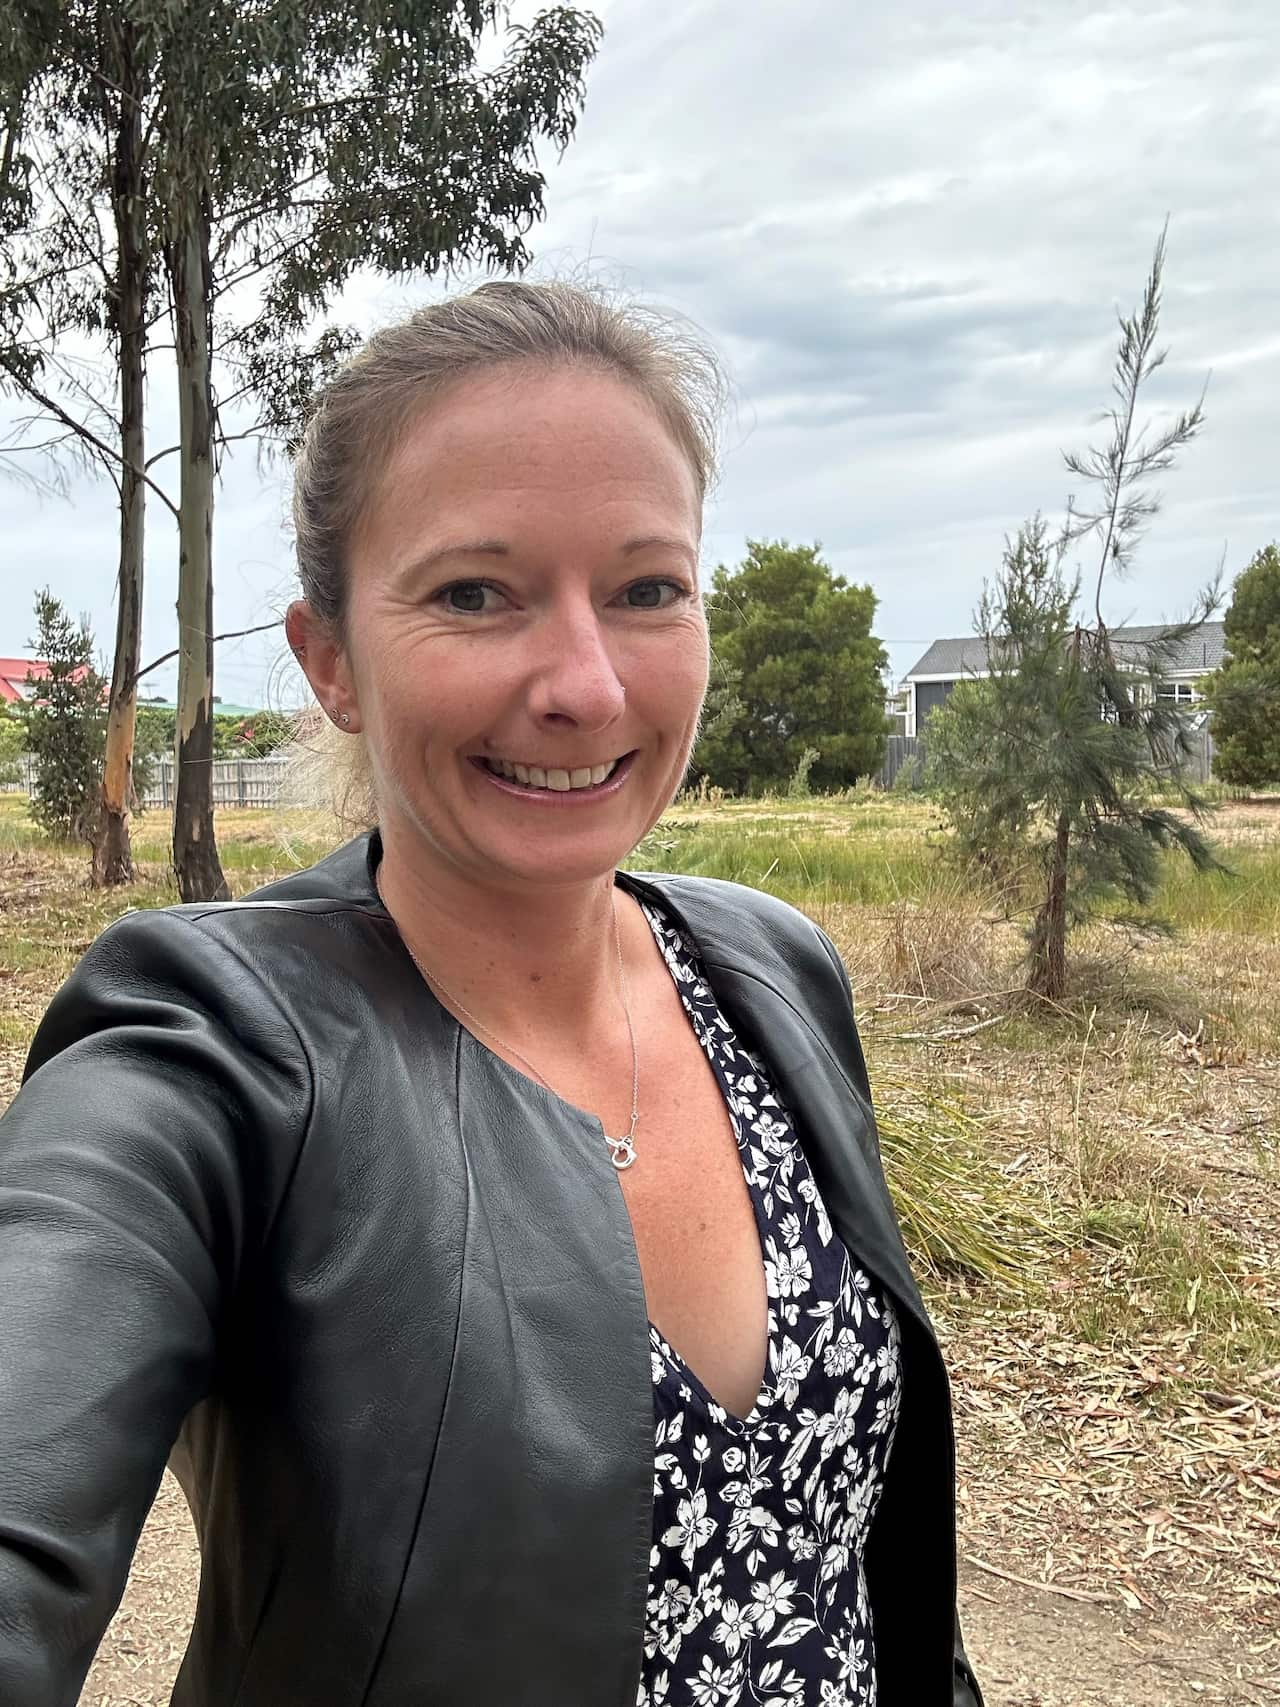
[2,788,1278,1702]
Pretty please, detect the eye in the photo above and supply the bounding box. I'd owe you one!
[436,580,505,614]
[622,578,690,610]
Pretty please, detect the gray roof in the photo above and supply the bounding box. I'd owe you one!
[905,621,1226,682]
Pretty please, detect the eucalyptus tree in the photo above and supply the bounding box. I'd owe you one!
[151,0,601,901]
[0,3,166,885]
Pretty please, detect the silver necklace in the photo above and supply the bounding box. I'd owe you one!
[376,869,641,1170]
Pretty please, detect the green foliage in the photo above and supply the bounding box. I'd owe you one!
[0,708,26,785]
[694,541,890,796]
[128,706,301,802]
[212,709,298,760]
[1203,543,1280,789]
[786,747,822,799]
[928,520,1221,977]
[926,521,1080,872]
[23,590,105,841]
[1222,541,1280,660]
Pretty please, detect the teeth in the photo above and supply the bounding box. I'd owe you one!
[482,756,622,790]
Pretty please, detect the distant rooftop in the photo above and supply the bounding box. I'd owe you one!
[905,621,1226,682]
[136,697,267,718]
[0,656,50,704]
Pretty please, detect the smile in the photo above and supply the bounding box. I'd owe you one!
[471,753,634,796]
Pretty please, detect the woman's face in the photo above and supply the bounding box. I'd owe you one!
[312,364,708,894]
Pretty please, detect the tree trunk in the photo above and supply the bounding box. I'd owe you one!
[1028,808,1070,1001]
[93,20,147,887]
[170,197,228,902]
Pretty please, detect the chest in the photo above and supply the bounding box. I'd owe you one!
[615,1005,769,1420]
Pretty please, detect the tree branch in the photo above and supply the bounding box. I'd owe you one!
[0,358,180,522]
[130,620,282,692]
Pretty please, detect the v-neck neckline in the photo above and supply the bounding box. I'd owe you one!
[636,893,777,1432]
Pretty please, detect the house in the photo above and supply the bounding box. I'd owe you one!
[1,655,104,709]
[0,657,50,703]
[900,621,1226,738]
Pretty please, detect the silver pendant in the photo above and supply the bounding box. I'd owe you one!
[606,1135,637,1170]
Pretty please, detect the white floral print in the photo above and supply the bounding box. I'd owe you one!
[635,901,901,1707]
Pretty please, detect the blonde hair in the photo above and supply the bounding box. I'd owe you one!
[289,279,726,830]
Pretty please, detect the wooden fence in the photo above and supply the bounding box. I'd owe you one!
[876,724,1216,790]
[878,735,922,790]
[2,754,292,809]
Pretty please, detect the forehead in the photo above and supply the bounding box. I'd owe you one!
[362,365,702,554]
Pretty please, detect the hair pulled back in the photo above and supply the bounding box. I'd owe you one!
[292,279,727,634]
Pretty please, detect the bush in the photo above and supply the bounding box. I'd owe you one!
[0,710,25,787]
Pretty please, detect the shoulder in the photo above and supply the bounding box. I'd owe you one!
[25,832,386,1082]
[622,870,850,999]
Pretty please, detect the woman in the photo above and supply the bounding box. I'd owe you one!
[0,282,982,1707]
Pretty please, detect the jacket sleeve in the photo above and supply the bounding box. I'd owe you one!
[811,922,985,1707]
[0,907,312,1707]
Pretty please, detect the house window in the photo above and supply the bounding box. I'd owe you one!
[1155,680,1197,705]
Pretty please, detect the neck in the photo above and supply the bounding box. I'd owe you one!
[375,823,628,1046]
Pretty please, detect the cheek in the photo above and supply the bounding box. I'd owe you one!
[633,625,708,731]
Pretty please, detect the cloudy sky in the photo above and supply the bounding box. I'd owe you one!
[2,0,1277,707]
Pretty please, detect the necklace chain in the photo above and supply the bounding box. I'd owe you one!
[376,869,641,1170]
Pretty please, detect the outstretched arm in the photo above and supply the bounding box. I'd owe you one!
[0,910,310,1707]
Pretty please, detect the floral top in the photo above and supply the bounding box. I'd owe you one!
[636,897,902,1707]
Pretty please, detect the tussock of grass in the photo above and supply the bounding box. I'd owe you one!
[874,1076,1054,1290]
[1073,1191,1280,1384]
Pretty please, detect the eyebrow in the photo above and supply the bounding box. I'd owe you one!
[396,540,510,585]
[397,534,697,584]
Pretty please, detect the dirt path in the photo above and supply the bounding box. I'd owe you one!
[958,1566,1279,1706]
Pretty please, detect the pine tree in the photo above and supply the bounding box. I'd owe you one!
[24,591,107,843]
[695,541,889,795]
[926,233,1221,1002]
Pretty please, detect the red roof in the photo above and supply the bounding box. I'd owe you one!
[0,658,47,704]
[0,658,92,704]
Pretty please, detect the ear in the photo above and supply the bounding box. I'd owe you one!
[285,600,362,732]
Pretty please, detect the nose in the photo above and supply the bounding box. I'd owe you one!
[528,598,627,733]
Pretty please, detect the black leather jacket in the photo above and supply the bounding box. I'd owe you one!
[0,831,982,1706]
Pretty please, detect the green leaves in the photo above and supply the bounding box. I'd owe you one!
[1202,544,1280,788]
[695,540,890,796]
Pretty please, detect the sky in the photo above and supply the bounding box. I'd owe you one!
[2,0,1277,708]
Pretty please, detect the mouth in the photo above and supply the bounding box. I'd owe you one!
[470,751,635,796]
